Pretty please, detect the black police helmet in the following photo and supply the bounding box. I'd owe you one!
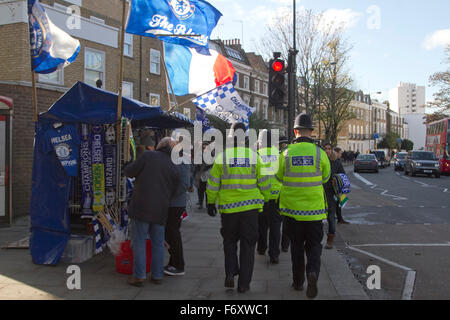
[294,113,314,130]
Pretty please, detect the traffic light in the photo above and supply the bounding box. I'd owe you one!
[269,57,287,107]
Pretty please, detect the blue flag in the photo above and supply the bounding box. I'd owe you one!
[28,0,81,74]
[126,0,222,49]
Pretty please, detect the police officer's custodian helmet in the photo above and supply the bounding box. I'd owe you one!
[294,113,314,130]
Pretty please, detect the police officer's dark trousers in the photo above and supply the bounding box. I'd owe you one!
[220,209,259,289]
[257,200,282,258]
[285,217,323,285]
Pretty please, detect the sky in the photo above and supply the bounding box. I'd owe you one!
[208,0,450,104]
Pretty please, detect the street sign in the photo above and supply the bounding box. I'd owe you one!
[373,133,379,139]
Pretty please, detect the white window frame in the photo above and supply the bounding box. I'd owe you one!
[149,93,160,107]
[244,75,250,90]
[38,69,64,85]
[85,47,105,87]
[124,33,133,58]
[235,73,240,88]
[122,81,133,99]
[263,82,268,95]
[254,80,260,93]
[150,49,161,75]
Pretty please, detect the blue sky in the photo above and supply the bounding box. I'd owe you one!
[209,0,450,103]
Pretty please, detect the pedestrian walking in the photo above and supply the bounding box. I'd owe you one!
[256,129,283,264]
[278,136,291,253]
[194,142,212,209]
[124,137,179,286]
[323,142,346,249]
[164,134,193,276]
[334,147,350,225]
[276,113,331,299]
[206,122,271,293]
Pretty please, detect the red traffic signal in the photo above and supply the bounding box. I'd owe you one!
[272,60,285,72]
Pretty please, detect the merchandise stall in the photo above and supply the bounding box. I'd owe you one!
[30,81,193,265]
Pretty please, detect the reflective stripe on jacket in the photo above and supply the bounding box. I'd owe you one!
[258,146,282,200]
[206,146,271,214]
[275,140,331,221]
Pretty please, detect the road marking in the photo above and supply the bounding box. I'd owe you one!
[395,172,400,176]
[352,172,374,186]
[414,180,430,187]
[352,243,450,247]
[403,271,416,300]
[346,244,416,300]
[380,189,408,201]
[401,176,411,180]
[444,189,448,193]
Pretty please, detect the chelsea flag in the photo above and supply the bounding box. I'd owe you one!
[126,0,222,49]
[28,0,81,74]
[192,82,255,126]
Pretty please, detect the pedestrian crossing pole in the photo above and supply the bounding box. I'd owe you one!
[287,0,298,143]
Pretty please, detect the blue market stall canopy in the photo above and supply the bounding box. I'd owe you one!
[30,82,193,266]
[39,81,193,128]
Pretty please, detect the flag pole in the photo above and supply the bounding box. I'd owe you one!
[157,37,178,113]
[31,70,38,123]
[116,0,127,210]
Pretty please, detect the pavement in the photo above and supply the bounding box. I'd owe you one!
[0,192,369,300]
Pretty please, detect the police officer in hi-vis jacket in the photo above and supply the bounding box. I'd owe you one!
[206,122,271,293]
[275,113,331,299]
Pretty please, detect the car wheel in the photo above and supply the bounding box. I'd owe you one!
[354,169,358,173]
[375,169,379,173]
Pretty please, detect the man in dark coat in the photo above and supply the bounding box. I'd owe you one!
[125,137,180,286]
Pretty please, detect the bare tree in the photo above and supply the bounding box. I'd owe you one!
[256,8,355,144]
[428,44,450,112]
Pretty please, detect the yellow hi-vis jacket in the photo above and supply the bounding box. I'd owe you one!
[275,138,331,221]
[206,146,271,214]
[258,146,282,200]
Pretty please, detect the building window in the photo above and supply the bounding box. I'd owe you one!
[254,80,260,93]
[122,81,133,99]
[262,102,268,118]
[263,82,268,95]
[150,49,160,75]
[149,93,160,106]
[183,107,191,119]
[85,48,105,88]
[254,99,261,114]
[244,76,250,90]
[235,73,239,88]
[38,69,63,85]
[124,33,133,58]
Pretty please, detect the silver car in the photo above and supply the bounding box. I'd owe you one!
[354,154,379,173]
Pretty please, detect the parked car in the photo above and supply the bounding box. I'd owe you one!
[370,150,389,168]
[394,152,408,171]
[354,154,379,173]
[404,151,441,178]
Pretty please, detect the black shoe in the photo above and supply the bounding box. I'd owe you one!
[269,256,279,264]
[164,265,185,276]
[281,247,289,253]
[306,273,318,298]
[237,286,249,293]
[292,282,304,291]
[224,276,234,288]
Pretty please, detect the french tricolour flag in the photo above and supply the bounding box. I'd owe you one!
[164,42,236,97]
